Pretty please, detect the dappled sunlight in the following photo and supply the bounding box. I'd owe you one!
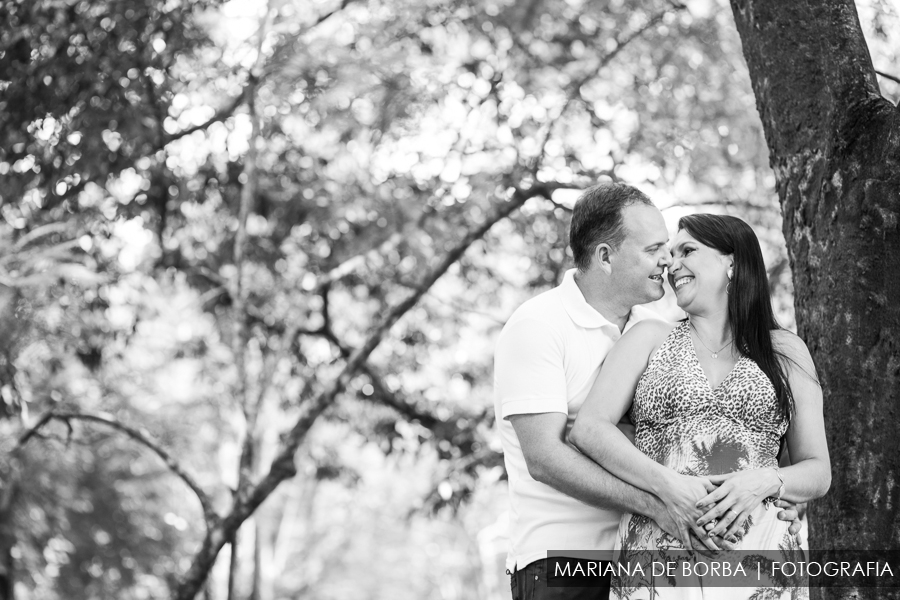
[0,0,896,597]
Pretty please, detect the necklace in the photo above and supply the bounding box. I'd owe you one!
[689,321,732,359]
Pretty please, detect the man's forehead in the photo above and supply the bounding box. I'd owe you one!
[623,204,667,240]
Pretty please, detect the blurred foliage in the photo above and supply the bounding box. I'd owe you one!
[0,0,898,598]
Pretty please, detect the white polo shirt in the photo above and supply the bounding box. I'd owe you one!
[493,268,659,571]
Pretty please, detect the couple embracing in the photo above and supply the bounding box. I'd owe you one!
[493,183,831,600]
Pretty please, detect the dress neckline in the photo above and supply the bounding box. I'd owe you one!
[679,321,745,393]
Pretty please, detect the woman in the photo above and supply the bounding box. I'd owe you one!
[569,214,830,599]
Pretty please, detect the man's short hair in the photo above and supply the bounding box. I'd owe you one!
[569,182,654,271]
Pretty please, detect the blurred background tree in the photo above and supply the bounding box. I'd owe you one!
[0,0,897,598]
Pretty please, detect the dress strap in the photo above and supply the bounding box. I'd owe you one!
[645,321,687,372]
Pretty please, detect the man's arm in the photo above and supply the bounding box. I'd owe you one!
[510,412,720,552]
[495,315,717,550]
[567,320,718,548]
[509,412,663,517]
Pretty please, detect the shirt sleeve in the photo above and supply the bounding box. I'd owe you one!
[494,316,568,419]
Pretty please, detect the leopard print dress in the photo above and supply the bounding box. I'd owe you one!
[612,321,806,600]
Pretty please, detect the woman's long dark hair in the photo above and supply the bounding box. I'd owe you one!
[679,214,794,421]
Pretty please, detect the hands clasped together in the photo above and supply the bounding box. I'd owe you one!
[653,467,797,553]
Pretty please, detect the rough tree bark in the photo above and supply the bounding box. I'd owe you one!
[730,1,900,598]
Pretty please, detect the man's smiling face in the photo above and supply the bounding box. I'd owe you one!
[609,204,672,306]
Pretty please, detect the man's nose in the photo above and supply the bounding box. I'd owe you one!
[660,247,673,267]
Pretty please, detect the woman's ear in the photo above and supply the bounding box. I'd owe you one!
[723,254,735,280]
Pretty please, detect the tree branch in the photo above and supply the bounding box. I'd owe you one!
[426,294,508,325]
[18,410,218,527]
[311,0,356,28]
[172,181,567,600]
[250,183,564,502]
[545,197,574,214]
[875,69,900,86]
[532,4,682,174]
[305,320,444,428]
[154,0,352,148]
[134,18,169,150]
[232,85,260,490]
[164,88,250,145]
[313,232,402,292]
[11,223,70,253]
[660,199,778,212]
[229,21,274,595]
[15,410,58,448]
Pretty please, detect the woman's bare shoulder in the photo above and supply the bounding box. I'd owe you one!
[771,328,810,354]
[771,328,816,374]
[621,319,679,354]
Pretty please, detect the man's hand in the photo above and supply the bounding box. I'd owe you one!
[649,495,724,555]
[774,499,803,536]
[655,473,720,550]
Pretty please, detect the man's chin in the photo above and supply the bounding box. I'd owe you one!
[638,286,665,305]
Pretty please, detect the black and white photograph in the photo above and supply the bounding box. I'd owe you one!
[0,0,898,598]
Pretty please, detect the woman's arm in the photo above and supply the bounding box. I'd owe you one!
[774,330,832,500]
[569,320,717,549]
[698,330,831,539]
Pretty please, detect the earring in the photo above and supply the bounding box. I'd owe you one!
[727,267,733,281]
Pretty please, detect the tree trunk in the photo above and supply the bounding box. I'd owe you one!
[0,459,19,600]
[0,520,14,600]
[729,1,900,598]
[227,529,239,600]
[251,519,263,600]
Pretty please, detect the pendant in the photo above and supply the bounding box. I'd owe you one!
[711,352,718,359]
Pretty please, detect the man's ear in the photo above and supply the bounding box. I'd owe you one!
[594,243,614,274]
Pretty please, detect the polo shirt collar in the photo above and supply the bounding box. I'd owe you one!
[559,269,619,329]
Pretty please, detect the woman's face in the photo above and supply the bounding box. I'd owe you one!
[668,229,732,314]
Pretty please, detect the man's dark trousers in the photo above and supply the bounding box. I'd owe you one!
[510,559,610,600]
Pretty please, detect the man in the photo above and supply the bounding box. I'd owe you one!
[493,183,798,600]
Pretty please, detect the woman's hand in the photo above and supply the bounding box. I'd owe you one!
[656,473,719,550]
[695,469,782,540]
